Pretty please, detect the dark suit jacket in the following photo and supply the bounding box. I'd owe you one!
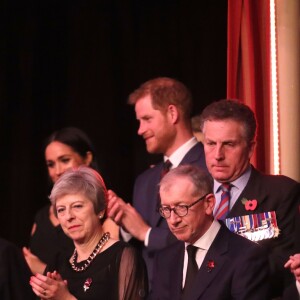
[0,238,35,300]
[282,283,299,300]
[282,197,300,300]
[228,167,300,297]
[132,142,207,287]
[150,224,270,300]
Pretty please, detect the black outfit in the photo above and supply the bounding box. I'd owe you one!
[30,204,74,265]
[46,241,148,300]
[226,167,300,297]
[282,198,300,300]
[0,238,35,300]
[150,223,270,300]
[132,142,207,289]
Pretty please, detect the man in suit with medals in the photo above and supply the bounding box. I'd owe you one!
[107,77,207,290]
[150,165,269,300]
[199,99,300,298]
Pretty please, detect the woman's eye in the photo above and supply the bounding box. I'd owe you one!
[62,158,71,163]
[73,204,83,209]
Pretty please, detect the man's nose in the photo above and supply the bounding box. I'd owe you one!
[168,210,181,225]
[137,122,146,136]
[215,145,224,160]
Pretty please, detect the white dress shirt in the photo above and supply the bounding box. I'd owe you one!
[182,220,221,287]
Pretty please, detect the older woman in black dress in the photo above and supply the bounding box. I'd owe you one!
[23,127,118,275]
[29,166,147,300]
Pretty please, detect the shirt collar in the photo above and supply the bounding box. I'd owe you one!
[164,137,198,167]
[213,165,252,194]
[185,219,221,251]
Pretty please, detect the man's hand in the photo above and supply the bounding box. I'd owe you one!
[107,190,150,241]
[284,253,300,282]
[107,190,127,224]
[22,247,46,274]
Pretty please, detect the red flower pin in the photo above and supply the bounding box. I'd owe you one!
[241,198,258,211]
[245,200,257,211]
[83,278,92,292]
[207,260,215,272]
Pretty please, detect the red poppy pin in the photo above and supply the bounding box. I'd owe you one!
[241,198,258,211]
[83,278,92,292]
[207,260,215,272]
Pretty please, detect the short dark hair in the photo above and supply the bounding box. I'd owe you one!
[44,127,98,170]
[200,99,257,144]
[128,77,193,120]
[159,165,213,197]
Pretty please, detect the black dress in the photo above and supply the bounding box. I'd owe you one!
[46,241,148,300]
[30,204,74,264]
[0,238,36,300]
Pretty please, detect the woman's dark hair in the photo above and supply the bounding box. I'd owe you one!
[44,127,99,171]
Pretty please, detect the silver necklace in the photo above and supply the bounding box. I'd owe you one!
[70,232,110,272]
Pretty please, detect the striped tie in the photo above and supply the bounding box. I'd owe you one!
[215,183,231,220]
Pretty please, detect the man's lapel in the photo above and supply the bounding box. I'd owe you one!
[169,243,185,300]
[188,225,229,300]
[180,143,204,166]
[229,167,268,217]
[149,162,165,225]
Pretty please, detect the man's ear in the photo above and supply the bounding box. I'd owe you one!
[167,104,179,124]
[248,140,256,160]
[204,193,216,216]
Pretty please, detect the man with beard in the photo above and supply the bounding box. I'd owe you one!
[107,77,207,289]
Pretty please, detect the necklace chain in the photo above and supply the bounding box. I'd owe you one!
[70,232,110,272]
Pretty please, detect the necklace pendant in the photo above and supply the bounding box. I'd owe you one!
[83,278,92,292]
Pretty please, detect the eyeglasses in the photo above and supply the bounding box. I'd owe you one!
[159,193,209,219]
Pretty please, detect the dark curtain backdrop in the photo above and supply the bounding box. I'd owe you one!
[0,0,227,247]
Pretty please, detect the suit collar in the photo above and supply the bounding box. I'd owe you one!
[164,137,198,167]
[187,224,230,300]
[180,142,205,165]
[229,167,268,216]
[190,220,221,251]
[169,243,186,300]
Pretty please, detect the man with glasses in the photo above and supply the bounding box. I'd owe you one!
[150,165,269,300]
[107,77,207,289]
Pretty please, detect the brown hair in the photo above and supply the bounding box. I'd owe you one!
[128,77,193,120]
[200,99,257,144]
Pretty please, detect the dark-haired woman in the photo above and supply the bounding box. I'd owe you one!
[23,127,118,274]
